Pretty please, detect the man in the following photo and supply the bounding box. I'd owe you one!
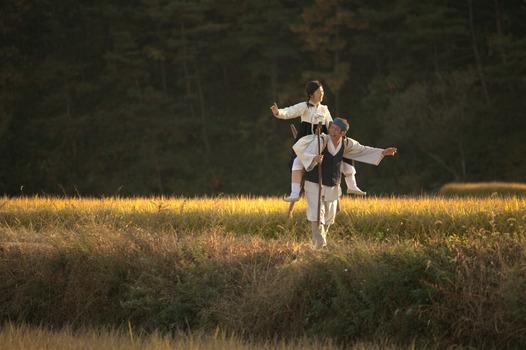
[293,118,397,248]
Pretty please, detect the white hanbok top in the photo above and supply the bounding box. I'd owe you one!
[294,134,385,202]
[274,102,333,133]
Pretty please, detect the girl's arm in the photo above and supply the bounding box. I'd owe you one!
[271,102,307,120]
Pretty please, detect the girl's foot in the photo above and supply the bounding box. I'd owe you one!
[347,188,367,196]
[283,194,300,202]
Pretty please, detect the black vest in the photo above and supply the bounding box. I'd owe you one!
[305,139,345,187]
[293,102,328,142]
[289,105,328,170]
[295,121,328,141]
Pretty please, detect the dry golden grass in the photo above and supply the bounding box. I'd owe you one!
[0,196,525,348]
[1,323,365,350]
[439,181,526,197]
[1,195,525,240]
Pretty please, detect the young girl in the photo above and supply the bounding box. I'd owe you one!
[270,80,366,201]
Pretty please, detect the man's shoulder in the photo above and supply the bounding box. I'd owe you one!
[316,133,329,144]
[343,137,357,149]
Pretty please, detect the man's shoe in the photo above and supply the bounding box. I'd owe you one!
[283,194,300,202]
[347,188,367,196]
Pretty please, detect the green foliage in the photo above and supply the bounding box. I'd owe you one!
[1,0,526,195]
[295,246,440,342]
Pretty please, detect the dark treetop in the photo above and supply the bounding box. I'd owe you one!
[2,0,526,196]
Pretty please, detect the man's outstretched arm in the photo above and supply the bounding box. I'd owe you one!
[343,138,397,166]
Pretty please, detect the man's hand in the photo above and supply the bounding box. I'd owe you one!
[270,102,279,116]
[314,154,324,164]
[382,147,397,156]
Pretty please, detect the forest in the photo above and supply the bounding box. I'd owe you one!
[2,0,526,196]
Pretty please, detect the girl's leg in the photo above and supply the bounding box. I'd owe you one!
[284,158,304,202]
[342,163,366,196]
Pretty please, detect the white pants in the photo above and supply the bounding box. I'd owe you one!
[304,188,338,225]
[342,162,356,176]
[291,157,303,171]
[311,222,331,248]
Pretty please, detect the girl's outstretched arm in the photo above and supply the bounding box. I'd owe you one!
[270,101,307,120]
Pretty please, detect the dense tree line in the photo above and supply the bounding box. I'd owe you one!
[1,0,525,196]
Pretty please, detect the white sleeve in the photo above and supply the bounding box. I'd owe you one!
[324,106,333,128]
[343,138,385,166]
[275,102,307,120]
[293,134,328,171]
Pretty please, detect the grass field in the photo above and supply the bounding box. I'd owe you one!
[439,181,526,197]
[1,195,525,348]
[0,323,412,350]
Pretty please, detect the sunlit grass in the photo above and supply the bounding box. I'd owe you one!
[1,196,525,348]
[1,195,525,240]
[439,181,526,197]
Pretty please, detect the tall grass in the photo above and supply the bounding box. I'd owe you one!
[1,195,525,239]
[439,181,526,197]
[1,196,525,348]
[0,323,356,350]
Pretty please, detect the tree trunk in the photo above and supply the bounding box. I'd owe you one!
[333,50,340,115]
[222,64,230,90]
[0,107,12,144]
[494,0,513,93]
[150,137,164,193]
[467,0,490,104]
[458,140,466,181]
[494,0,503,37]
[423,149,459,180]
[180,22,197,125]
[195,70,211,167]
[270,57,278,100]
[65,90,77,161]
[160,59,167,93]
[493,0,508,65]
[433,44,440,75]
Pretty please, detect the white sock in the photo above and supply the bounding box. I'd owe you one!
[290,182,301,198]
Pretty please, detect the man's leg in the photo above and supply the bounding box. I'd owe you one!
[321,200,338,246]
[306,186,327,248]
[311,221,326,249]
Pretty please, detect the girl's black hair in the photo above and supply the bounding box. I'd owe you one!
[305,80,322,103]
